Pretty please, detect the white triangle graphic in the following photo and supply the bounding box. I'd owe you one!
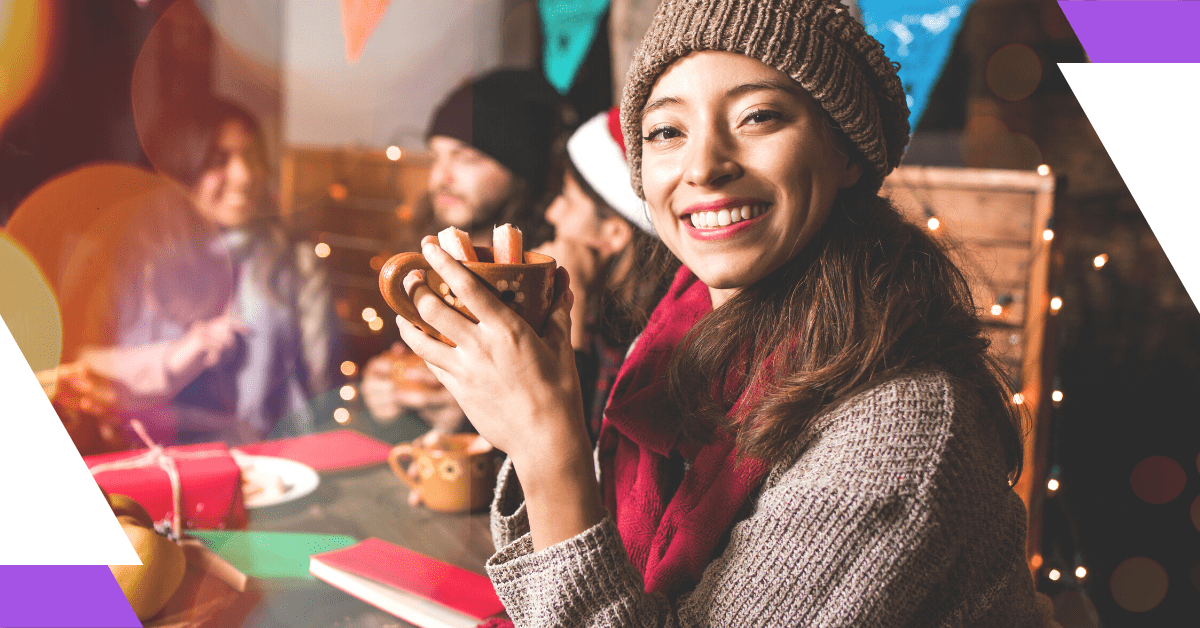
[1059,63,1200,311]
[0,314,141,565]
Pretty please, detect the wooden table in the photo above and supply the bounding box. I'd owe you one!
[151,417,499,628]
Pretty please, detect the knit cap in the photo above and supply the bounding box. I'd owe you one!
[427,69,565,201]
[566,107,655,234]
[619,0,910,196]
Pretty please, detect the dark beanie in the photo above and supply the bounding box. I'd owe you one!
[426,69,565,202]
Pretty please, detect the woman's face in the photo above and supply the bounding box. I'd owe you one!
[640,51,861,305]
[545,170,607,249]
[192,119,264,229]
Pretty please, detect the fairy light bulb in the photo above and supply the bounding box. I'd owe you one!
[1094,254,1108,269]
[333,408,350,423]
[927,217,940,231]
[1052,390,1063,403]
[1037,164,1050,176]
[1075,566,1087,579]
[361,307,377,322]
[1048,569,1061,581]
[340,385,356,401]
[340,361,357,377]
[314,243,331,258]
[386,146,402,161]
[1047,478,1060,492]
[1050,297,1062,312]
[1042,229,1054,241]
[1013,393,1025,405]
[991,304,1003,316]
[368,317,384,331]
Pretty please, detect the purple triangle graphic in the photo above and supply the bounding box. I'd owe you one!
[1058,1,1200,63]
[0,566,140,627]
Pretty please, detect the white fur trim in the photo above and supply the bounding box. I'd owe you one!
[567,113,656,235]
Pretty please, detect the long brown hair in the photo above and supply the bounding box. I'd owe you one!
[146,99,294,304]
[659,185,1026,480]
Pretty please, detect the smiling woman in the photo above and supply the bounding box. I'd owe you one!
[395,0,1058,626]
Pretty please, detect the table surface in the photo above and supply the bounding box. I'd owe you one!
[157,412,501,628]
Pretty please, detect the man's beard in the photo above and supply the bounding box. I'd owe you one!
[431,190,509,237]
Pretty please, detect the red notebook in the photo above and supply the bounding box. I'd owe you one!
[233,430,392,472]
[309,538,505,628]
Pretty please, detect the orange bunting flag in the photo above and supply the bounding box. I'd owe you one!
[340,0,391,64]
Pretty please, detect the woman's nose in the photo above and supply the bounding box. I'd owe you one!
[682,127,742,189]
[226,153,252,186]
[544,195,565,226]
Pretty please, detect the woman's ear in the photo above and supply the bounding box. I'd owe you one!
[838,160,863,189]
[598,215,635,258]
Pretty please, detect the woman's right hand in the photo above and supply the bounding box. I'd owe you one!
[164,313,247,387]
[360,343,467,432]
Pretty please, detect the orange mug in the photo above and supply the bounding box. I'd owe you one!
[379,246,556,347]
[388,433,497,513]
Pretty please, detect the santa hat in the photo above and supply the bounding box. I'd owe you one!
[566,107,655,234]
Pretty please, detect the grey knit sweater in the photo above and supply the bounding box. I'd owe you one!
[486,369,1046,627]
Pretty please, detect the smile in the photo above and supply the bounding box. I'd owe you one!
[686,203,770,229]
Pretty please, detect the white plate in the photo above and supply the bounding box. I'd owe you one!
[233,454,321,509]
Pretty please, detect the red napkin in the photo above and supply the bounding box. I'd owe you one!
[233,429,392,472]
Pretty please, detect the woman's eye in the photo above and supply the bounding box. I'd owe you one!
[744,109,782,125]
[643,125,681,142]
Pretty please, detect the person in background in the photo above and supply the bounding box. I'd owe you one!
[535,107,666,442]
[361,68,567,437]
[48,99,338,447]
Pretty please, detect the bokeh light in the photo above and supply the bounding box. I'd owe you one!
[1093,254,1108,269]
[1052,390,1063,403]
[927,217,940,231]
[333,407,350,423]
[1075,566,1087,579]
[1047,478,1059,493]
[370,255,386,271]
[1030,554,1043,570]
[1130,455,1186,505]
[986,43,1043,102]
[340,361,357,377]
[339,385,356,401]
[1110,556,1168,612]
[1042,228,1054,241]
[0,0,55,133]
[1013,393,1025,405]
[368,317,384,331]
[1048,568,1061,581]
[1037,164,1050,176]
[329,183,349,201]
[386,145,402,160]
[361,307,377,322]
[0,234,63,374]
[990,304,1003,316]
[1050,296,1063,312]
[314,242,331,258]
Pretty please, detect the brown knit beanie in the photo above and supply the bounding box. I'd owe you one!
[620,0,910,196]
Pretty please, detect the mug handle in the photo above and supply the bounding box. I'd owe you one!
[388,443,421,491]
[379,252,455,347]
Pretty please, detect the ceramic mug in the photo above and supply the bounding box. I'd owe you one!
[388,433,497,513]
[379,247,556,347]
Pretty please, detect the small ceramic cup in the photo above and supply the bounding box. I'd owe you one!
[379,247,556,347]
[388,433,497,513]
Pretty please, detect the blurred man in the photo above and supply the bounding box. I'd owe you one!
[424,68,565,248]
[362,68,567,437]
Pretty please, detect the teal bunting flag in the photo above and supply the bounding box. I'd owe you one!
[857,0,974,131]
[540,0,611,95]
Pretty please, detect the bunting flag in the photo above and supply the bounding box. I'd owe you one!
[1056,1,1200,310]
[857,0,973,131]
[340,0,392,64]
[540,0,611,95]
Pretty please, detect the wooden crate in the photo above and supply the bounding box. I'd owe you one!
[882,165,1058,572]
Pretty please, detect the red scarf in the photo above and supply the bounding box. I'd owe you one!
[598,266,770,597]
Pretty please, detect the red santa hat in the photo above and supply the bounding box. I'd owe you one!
[566,107,655,234]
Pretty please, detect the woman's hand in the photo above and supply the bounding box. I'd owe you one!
[396,241,605,549]
[361,343,467,432]
[164,314,247,387]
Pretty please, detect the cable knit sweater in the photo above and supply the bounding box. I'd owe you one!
[485,369,1046,627]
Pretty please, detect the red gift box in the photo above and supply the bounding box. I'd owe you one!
[86,443,248,530]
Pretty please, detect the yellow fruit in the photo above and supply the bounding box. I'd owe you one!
[108,493,155,529]
[110,522,187,621]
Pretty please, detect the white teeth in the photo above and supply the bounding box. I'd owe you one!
[690,213,701,228]
[729,208,742,223]
[705,211,717,227]
[717,209,731,226]
[688,204,770,229]
[741,206,751,220]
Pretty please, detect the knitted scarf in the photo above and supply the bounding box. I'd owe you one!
[597,265,770,597]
